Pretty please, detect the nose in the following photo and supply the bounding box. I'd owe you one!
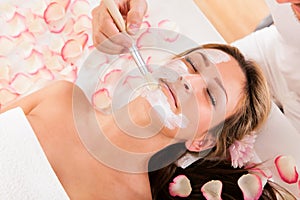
[179,74,206,93]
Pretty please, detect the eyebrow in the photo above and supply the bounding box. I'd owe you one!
[214,77,228,103]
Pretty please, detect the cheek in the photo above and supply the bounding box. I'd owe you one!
[183,101,213,140]
[197,104,213,132]
[161,99,213,141]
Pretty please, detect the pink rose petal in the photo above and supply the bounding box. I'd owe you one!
[238,174,263,200]
[59,66,77,82]
[61,39,83,63]
[275,155,299,184]
[30,0,47,17]
[0,57,11,79]
[0,65,10,81]
[70,0,90,18]
[92,88,111,110]
[45,54,65,71]
[131,20,151,36]
[136,31,155,49]
[122,75,144,90]
[48,20,66,33]
[23,50,44,74]
[248,166,273,179]
[9,73,34,94]
[157,19,180,43]
[9,32,35,59]
[26,16,47,35]
[248,166,272,188]
[6,13,27,37]
[169,175,192,197]
[11,36,35,59]
[101,69,122,85]
[73,15,92,34]
[48,36,65,53]
[62,18,75,35]
[61,34,88,64]
[44,2,66,24]
[52,0,71,10]
[43,2,68,33]
[0,3,17,21]
[0,36,15,56]
[141,21,151,30]
[31,68,54,81]
[201,180,223,200]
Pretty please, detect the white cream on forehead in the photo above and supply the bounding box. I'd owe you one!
[141,88,188,129]
[200,49,231,64]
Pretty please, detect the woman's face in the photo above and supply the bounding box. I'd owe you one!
[152,48,246,141]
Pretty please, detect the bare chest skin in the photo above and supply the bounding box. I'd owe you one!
[25,94,152,200]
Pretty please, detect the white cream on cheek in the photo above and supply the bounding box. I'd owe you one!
[141,88,189,130]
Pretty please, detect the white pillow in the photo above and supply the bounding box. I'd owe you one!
[255,102,300,196]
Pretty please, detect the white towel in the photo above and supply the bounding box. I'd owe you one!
[0,107,69,200]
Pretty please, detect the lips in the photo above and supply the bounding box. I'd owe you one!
[161,80,177,108]
[292,3,300,16]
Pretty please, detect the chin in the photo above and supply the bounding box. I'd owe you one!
[291,4,300,21]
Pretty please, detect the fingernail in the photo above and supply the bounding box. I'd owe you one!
[127,24,140,35]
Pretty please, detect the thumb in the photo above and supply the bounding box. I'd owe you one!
[126,0,148,35]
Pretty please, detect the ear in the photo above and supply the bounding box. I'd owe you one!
[185,134,216,152]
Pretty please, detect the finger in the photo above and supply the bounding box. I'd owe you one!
[101,19,132,48]
[126,0,148,35]
[92,5,113,47]
[93,4,132,48]
[93,32,127,54]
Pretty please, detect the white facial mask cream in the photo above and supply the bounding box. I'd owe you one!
[141,88,188,130]
[200,49,230,64]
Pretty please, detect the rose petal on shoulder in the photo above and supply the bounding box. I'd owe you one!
[238,174,263,200]
[201,180,222,200]
[169,175,192,197]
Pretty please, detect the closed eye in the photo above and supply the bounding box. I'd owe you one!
[185,57,198,73]
[206,88,217,107]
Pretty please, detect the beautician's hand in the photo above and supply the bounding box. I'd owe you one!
[92,0,148,54]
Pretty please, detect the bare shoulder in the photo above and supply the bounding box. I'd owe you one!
[0,80,75,114]
[30,80,77,114]
[41,80,75,97]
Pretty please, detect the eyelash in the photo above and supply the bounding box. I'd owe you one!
[206,88,217,106]
[186,57,217,107]
[185,57,198,73]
